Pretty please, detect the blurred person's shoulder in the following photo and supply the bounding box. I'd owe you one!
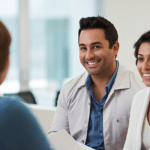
[0,96,28,113]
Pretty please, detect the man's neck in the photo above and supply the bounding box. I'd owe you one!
[91,63,117,89]
[90,62,117,102]
[91,75,109,89]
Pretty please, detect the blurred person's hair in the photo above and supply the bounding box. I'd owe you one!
[134,30,150,65]
[78,16,118,48]
[0,21,11,73]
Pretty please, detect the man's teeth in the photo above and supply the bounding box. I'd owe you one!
[88,62,97,65]
[143,74,150,77]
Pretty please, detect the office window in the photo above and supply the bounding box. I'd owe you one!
[29,0,98,107]
[30,19,69,87]
[0,0,98,106]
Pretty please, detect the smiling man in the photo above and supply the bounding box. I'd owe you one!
[49,16,145,150]
[79,29,117,77]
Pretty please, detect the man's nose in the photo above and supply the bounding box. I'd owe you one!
[85,49,94,60]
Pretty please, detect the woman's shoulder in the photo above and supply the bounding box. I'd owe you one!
[132,87,150,106]
[134,87,150,98]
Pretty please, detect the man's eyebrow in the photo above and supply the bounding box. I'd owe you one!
[79,42,103,47]
[79,44,86,47]
[91,42,103,45]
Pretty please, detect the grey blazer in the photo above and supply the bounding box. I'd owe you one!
[49,63,145,150]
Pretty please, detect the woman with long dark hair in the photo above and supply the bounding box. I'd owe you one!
[123,31,150,150]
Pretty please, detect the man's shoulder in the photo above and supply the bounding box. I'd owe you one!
[64,72,88,89]
[59,72,89,104]
[118,63,136,78]
[117,63,145,88]
[60,72,88,97]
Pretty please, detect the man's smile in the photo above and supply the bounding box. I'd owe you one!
[84,58,101,67]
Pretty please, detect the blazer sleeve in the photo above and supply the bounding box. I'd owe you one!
[49,83,70,134]
[123,94,137,150]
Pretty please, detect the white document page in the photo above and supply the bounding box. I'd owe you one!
[49,129,95,150]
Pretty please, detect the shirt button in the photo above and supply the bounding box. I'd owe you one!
[97,142,100,145]
[117,119,119,122]
[81,140,84,143]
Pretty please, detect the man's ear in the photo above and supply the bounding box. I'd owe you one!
[113,41,119,56]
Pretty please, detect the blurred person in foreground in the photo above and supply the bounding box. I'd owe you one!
[0,21,52,150]
[49,16,145,150]
[123,31,150,150]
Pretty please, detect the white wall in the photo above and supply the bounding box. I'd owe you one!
[103,0,150,79]
[28,0,98,79]
[69,0,98,77]
[0,0,18,17]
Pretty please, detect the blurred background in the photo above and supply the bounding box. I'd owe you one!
[0,0,149,108]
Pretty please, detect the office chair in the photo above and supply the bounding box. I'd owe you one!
[4,91,36,104]
[55,90,60,106]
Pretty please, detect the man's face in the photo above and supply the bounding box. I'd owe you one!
[79,29,118,76]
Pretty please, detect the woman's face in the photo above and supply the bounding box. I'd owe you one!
[137,42,150,87]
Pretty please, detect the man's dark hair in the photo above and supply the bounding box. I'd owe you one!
[78,16,118,48]
[134,30,150,65]
[0,21,11,73]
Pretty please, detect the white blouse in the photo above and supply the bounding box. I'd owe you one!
[142,114,150,149]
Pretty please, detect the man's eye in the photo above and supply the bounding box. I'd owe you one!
[80,47,87,50]
[94,45,101,49]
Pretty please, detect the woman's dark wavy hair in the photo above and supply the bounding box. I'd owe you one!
[0,21,11,73]
[134,31,150,65]
[78,16,118,48]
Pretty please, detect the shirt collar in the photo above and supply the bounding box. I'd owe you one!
[105,61,118,93]
[76,61,133,91]
[85,74,92,91]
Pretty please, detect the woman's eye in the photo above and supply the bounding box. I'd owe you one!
[137,57,144,61]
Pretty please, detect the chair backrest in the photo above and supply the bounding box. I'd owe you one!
[4,91,36,104]
[55,91,60,106]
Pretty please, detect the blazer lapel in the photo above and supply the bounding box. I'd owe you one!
[106,63,130,104]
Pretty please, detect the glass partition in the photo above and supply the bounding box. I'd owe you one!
[29,0,98,106]
[0,0,98,107]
